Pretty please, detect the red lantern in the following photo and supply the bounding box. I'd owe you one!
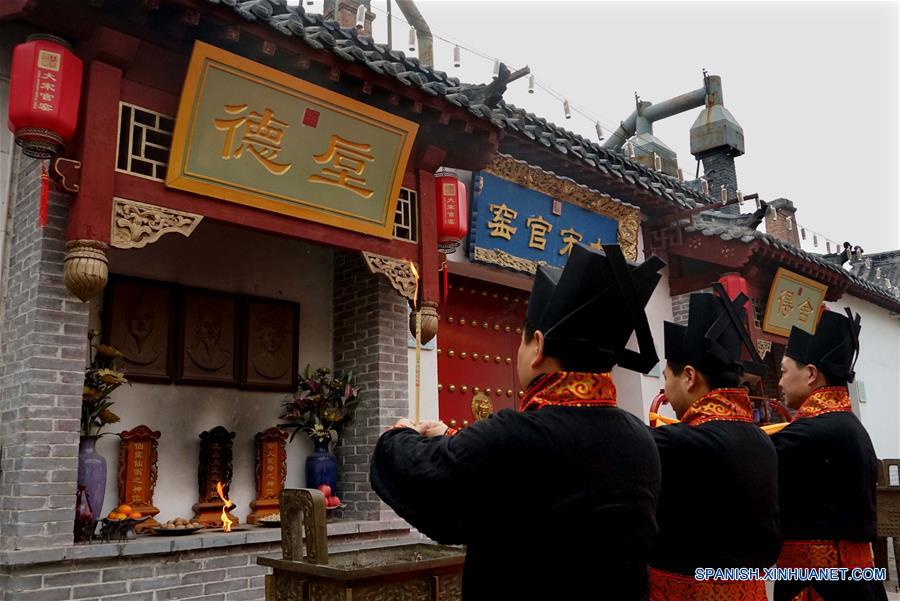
[8,34,83,159]
[435,170,468,253]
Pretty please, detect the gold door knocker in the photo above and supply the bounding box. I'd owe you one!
[471,392,494,421]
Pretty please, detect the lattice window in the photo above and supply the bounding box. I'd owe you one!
[116,102,174,181]
[393,187,418,243]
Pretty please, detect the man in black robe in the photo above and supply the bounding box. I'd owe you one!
[649,286,781,600]
[370,244,665,601]
[772,309,887,601]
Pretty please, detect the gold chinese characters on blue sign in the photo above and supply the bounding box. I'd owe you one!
[468,160,638,274]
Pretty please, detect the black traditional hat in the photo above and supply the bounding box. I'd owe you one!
[785,308,861,382]
[664,283,767,377]
[525,243,665,374]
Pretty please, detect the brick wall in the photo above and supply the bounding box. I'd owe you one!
[670,288,713,325]
[0,153,89,550]
[670,292,691,325]
[763,198,800,247]
[699,150,739,216]
[332,251,409,520]
[0,542,277,601]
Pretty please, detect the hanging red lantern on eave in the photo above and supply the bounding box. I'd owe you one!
[435,169,468,253]
[8,34,83,159]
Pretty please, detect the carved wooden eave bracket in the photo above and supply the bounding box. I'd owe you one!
[361,251,418,304]
[50,157,81,193]
[110,198,203,250]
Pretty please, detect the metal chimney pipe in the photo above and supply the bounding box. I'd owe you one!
[601,85,706,150]
[395,0,433,67]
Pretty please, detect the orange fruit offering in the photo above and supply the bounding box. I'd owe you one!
[129,511,142,519]
[107,511,118,520]
[117,504,132,514]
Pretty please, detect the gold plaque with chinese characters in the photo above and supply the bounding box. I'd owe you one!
[117,425,161,532]
[166,42,418,238]
[762,267,828,337]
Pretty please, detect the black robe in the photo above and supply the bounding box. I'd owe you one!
[650,420,782,575]
[772,410,887,601]
[370,406,662,601]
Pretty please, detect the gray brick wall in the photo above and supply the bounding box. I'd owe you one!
[670,292,692,325]
[0,152,89,550]
[0,543,277,601]
[671,288,716,326]
[700,150,739,216]
[332,251,409,520]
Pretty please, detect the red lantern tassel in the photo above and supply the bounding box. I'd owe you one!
[441,260,449,303]
[39,160,49,227]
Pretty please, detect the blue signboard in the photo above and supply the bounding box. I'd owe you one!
[469,171,619,272]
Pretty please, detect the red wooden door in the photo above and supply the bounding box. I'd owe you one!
[437,275,529,427]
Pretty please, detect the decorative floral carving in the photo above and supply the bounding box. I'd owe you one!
[756,339,772,359]
[110,198,203,250]
[484,154,640,261]
[362,251,418,302]
[473,247,544,274]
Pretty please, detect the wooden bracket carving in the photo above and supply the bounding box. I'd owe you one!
[50,157,81,193]
[110,198,203,250]
[362,251,418,303]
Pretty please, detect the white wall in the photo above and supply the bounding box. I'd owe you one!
[838,295,900,459]
[614,229,674,422]
[88,219,333,523]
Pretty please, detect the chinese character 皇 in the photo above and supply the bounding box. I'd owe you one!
[214,104,292,176]
[526,216,552,250]
[797,298,815,324]
[559,227,583,256]
[487,203,518,240]
[776,289,794,318]
[308,134,375,198]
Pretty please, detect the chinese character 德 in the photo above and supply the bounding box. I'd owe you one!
[487,203,518,240]
[776,289,794,318]
[308,134,375,198]
[214,104,292,176]
[526,216,552,250]
[559,227,583,256]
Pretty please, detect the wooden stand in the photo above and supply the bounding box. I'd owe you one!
[117,425,161,533]
[192,426,239,528]
[248,427,288,524]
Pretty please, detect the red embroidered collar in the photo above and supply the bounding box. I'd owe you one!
[795,386,853,420]
[680,388,754,427]
[520,372,617,412]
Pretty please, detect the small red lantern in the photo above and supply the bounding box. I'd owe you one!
[435,169,468,253]
[8,34,83,159]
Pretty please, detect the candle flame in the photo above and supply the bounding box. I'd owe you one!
[408,261,420,309]
[215,481,233,533]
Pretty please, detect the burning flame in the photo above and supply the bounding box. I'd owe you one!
[408,261,419,308]
[215,481,233,533]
